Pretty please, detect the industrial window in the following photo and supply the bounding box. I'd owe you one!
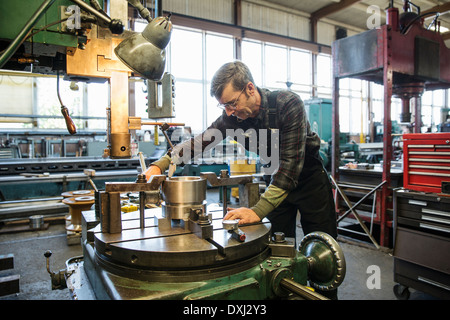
[264,44,288,90]
[205,33,234,126]
[316,54,332,97]
[422,89,446,132]
[338,78,367,137]
[242,40,314,100]
[35,77,83,130]
[289,48,312,96]
[0,74,34,128]
[242,40,263,86]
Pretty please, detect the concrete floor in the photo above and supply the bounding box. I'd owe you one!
[0,189,439,301]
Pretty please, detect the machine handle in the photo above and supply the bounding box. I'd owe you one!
[61,106,77,135]
[279,278,329,300]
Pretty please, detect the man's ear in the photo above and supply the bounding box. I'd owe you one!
[246,82,256,95]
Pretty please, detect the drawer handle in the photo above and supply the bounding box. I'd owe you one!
[422,215,450,225]
[417,276,450,292]
[408,200,427,206]
[420,223,450,233]
[422,208,450,218]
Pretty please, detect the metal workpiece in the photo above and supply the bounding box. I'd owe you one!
[63,195,95,233]
[162,176,206,204]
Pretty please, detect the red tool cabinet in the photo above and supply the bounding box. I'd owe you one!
[403,133,450,193]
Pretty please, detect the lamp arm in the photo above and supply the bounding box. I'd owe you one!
[127,0,152,22]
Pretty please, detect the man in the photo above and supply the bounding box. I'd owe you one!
[146,61,338,299]
[146,61,337,242]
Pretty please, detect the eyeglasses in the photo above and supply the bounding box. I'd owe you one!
[217,86,246,111]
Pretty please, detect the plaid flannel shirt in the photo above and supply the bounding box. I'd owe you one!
[172,87,322,192]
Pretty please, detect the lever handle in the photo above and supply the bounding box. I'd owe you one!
[61,106,77,135]
[44,250,53,275]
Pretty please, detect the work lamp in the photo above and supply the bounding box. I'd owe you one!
[114,16,172,81]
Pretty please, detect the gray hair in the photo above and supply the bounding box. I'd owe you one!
[210,61,255,99]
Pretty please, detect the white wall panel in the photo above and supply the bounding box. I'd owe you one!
[163,0,234,24]
[317,21,335,46]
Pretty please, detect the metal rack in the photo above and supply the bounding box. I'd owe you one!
[331,6,450,247]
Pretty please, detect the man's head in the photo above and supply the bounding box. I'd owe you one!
[210,61,254,99]
[211,61,260,120]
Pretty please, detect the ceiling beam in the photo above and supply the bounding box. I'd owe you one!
[311,0,363,21]
[421,2,450,16]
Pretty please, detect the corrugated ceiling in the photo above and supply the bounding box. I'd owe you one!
[265,0,450,36]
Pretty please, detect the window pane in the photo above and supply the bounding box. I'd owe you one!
[339,97,350,132]
[264,44,287,89]
[87,82,108,130]
[36,77,83,130]
[290,49,311,95]
[350,97,362,134]
[242,40,262,85]
[172,81,203,133]
[206,33,234,81]
[290,49,311,86]
[170,28,203,80]
[207,94,223,125]
[317,54,331,95]
[433,90,444,106]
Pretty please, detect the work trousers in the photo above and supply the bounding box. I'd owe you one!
[266,159,337,240]
[266,158,339,299]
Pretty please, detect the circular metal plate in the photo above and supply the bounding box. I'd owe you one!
[94,205,271,272]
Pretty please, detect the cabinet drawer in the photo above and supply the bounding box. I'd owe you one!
[398,217,450,236]
[394,227,450,274]
[394,258,450,299]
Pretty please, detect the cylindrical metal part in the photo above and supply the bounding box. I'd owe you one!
[162,177,206,204]
[110,132,131,158]
[280,278,329,300]
[62,196,95,232]
[29,215,44,229]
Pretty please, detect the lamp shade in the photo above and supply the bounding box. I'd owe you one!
[114,17,172,81]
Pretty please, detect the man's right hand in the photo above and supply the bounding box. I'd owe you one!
[144,165,162,182]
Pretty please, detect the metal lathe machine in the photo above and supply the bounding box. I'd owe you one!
[45,170,346,300]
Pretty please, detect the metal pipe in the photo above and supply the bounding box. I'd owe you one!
[141,121,185,127]
[0,0,56,68]
[139,191,145,228]
[69,0,111,24]
[279,278,329,300]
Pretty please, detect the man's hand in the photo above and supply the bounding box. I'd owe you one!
[223,207,261,225]
[144,165,162,181]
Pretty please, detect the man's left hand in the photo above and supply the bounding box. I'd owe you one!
[223,207,261,224]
